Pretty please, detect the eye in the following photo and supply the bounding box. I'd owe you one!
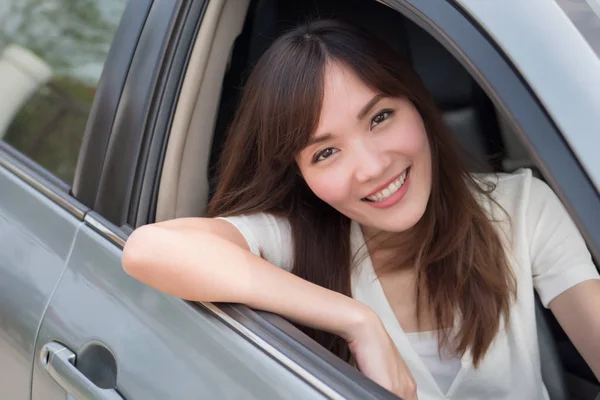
[370,109,394,130]
[312,147,338,163]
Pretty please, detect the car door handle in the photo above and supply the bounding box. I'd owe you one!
[41,342,124,400]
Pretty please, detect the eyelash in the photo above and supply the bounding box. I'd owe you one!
[311,109,395,163]
[312,147,337,163]
[370,109,394,130]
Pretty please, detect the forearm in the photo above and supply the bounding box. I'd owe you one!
[242,248,371,339]
[550,280,600,380]
[122,225,373,339]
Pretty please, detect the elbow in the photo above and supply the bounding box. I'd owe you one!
[121,224,216,301]
[122,225,163,279]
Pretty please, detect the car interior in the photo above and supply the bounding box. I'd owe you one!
[153,0,599,398]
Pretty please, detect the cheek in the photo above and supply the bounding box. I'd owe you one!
[303,167,353,206]
[386,116,430,159]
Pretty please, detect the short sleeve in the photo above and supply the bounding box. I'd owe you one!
[216,213,294,271]
[527,177,600,307]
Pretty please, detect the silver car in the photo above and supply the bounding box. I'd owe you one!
[1,0,599,399]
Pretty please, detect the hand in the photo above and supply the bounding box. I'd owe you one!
[345,309,418,400]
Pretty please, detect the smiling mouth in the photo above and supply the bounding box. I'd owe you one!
[362,168,410,203]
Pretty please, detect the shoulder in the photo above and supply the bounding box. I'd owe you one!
[217,212,293,270]
[471,169,577,251]
[218,212,291,231]
[470,168,549,211]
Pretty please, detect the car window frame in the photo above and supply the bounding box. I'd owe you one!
[128,0,210,229]
[0,141,89,220]
[72,0,154,209]
[0,0,155,222]
[75,0,209,228]
[0,0,147,201]
[0,141,70,193]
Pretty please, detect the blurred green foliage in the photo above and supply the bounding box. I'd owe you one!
[0,0,123,79]
[4,77,95,183]
[0,0,125,184]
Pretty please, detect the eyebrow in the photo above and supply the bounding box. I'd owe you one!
[305,95,384,148]
[357,94,384,120]
[306,133,332,148]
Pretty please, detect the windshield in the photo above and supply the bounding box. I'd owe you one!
[555,0,600,58]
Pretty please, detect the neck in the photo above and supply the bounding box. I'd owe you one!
[360,224,411,249]
[359,224,416,274]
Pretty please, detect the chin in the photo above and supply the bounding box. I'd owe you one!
[368,203,427,233]
[381,215,422,233]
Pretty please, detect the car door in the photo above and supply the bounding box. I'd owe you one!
[0,144,85,400]
[0,0,128,398]
[32,212,331,400]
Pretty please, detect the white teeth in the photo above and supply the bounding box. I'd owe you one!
[365,169,409,202]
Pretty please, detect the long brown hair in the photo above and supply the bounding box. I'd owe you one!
[207,20,516,367]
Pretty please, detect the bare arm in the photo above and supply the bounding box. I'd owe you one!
[121,218,420,398]
[122,218,372,340]
[549,279,600,380]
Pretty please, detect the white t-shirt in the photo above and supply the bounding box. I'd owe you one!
[218,169,600,400]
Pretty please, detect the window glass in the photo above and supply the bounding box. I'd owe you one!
[555,0,600,58]
[0,0,127,184]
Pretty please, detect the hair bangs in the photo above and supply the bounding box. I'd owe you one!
[258,33,329,162]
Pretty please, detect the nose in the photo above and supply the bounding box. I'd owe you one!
[352,140,391,183]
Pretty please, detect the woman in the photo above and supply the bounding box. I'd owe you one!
[122,20,600,399]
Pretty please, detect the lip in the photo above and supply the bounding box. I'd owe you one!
[363,167,410,198]
[362,168,411,209]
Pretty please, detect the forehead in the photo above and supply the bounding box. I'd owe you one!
[316,63,378,131]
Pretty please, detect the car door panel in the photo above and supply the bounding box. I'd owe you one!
[0,160,84,400]
[32,217,326,400]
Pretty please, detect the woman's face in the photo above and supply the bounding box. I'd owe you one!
[297,62,432,236]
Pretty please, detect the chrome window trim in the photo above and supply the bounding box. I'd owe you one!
[84,213,127,248]
[0,147,87,220]
[199,302,347,400]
